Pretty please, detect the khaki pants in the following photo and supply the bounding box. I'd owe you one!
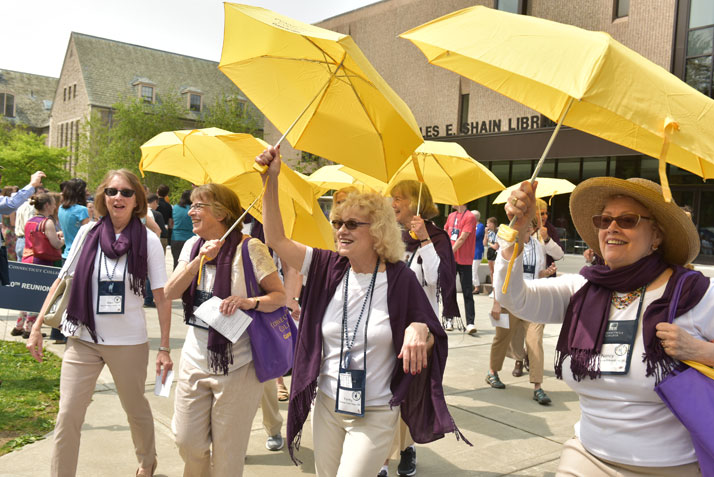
[260,379,283,436]
[311,392,400,477]
[506,318,527,361]
[51,339,154,477]
[556,437,701,476]
[389,417,414,459]
[172,358,263,477]
[489,311,545,384]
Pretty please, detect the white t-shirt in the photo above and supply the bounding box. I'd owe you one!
[60,224,167,345]
[495,253,714,467]
[302,247,396,406]
[179,236,277,375]
[405,243,440,315]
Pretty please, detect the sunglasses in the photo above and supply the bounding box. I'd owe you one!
[331,219,370,230]
[592,214,652,230]
[104,187,136,198]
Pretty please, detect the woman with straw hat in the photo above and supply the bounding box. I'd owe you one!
[495,177,714,475]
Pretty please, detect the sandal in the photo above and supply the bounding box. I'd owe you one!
[136,459,157,477]
[277,382,289,402]
[485,372,506,389]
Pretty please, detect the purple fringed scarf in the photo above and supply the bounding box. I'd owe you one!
[403,221,460,319]
[65,216,147,342]
[182,229,242,375]
[555,253,709,383]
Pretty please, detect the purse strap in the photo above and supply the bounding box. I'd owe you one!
[667,269,697,324]
[241,237,260,298]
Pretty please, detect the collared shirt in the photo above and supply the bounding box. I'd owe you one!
[0,184,34,215]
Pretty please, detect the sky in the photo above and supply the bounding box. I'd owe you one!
[3,0,382,78]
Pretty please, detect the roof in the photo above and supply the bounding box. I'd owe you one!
[71,32,244,115]
[0,69,58,129]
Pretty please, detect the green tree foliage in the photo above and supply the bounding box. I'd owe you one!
[200,94,263,137]
[0,119,69,191]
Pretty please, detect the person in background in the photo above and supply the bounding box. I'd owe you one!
[472,210,485,295]
[59,178,89,263]
[171,190,194,270]
[484,217,500,319]
[333,186,360,208]
[144,194,167,308]
[156,184,173,250]
[86,200,97,222]
[444,203,478,334]
[1,186,18,261]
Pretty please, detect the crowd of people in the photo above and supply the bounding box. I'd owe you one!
[1,160,712,477]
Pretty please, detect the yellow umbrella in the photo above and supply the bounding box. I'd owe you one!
[219,3,423,182]
[308,165,387,194]
[492,178,575,204]
[400,6,714,199]
[385,141,505,206]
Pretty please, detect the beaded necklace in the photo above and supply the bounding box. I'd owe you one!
[611,286,646,310]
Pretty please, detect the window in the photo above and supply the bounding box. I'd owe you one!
[0,93,15,117]
[189,93,202,112]
[63,88,67,101]
[458,93,469,132]
[614,0,630,19]
[73,84,77,98]
[496,0,526,14]
[685,0,714,96]
[141,85,154,103]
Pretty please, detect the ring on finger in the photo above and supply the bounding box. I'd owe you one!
[512,197,518,206]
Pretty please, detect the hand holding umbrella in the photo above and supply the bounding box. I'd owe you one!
[500,181,539,293]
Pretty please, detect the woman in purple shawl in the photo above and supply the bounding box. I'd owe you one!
[495,177,714,475]
[256,147,466,477]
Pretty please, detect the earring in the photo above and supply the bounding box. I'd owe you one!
[652,244,659,251]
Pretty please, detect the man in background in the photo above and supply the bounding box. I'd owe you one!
[444,203,477,334]
[156,184,173,249]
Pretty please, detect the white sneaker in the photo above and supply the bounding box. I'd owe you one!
[445,319,454,331]
[266,434,284,451]
[466,324,477,335]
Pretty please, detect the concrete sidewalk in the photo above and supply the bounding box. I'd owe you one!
[3,253,685,476]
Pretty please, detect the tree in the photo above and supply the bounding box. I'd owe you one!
[0,118,69,191]
[200,94,263,137]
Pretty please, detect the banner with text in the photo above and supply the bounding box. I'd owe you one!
[0,262,59,313]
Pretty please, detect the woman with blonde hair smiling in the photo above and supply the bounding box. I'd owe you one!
[256,147,466,476]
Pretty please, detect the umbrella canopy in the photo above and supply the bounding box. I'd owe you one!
[308,165,387,195]
[139,129,334,250]
[219,3,423,182]
[492,178,575,204]
[384,140,504,206]
[400,5,714,198]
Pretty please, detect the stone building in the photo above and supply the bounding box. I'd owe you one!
[0,69,58,138]
[49,32,258,175]
[261,0,714,261]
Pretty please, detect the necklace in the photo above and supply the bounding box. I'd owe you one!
[611,286,645,310]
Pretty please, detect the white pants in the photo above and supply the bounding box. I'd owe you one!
[472,260,481,287]
[311,391,400,477]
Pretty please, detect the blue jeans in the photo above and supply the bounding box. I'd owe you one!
[144,278,154,306]
[15,236,24,259]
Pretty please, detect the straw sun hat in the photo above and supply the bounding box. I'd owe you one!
[569,177,700,266]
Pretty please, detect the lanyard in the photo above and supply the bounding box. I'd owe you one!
[99,251,128,288]
[340,258,380,370]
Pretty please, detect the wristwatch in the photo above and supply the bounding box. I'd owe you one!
[158,346,171,353]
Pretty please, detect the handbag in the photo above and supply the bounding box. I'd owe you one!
[29,218,62,262]
[241,238,297,383]
[43,223,94,328]
[654,270,714,476]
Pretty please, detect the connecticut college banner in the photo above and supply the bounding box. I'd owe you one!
[0,262,59,313]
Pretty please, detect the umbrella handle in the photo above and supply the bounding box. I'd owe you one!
[408,182,424,240]
[501,240,519,295]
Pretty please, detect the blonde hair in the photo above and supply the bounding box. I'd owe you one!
[390,180,439,220]
[333,186,359,207]
[331,192,405,264]
[191,183,244,230]
[535,198,548,212]
[95,169,147,219]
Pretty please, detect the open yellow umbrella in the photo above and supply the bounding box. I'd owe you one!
[385,140,505,207]
[219,3,423,182]
[492,178,575,205]
[308,165,387,195]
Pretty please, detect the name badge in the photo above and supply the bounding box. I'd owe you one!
[450,228,460,242]
[97,280,125,314]
[335,367,366,417]
[599,319,637,375]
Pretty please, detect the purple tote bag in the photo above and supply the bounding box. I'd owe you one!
[654,270,714,476]
[241,238,297,383]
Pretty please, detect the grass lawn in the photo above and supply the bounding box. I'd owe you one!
[0,340,61,455]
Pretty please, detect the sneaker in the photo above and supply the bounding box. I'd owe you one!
[512,360,524,377]
[533,388,552,405]
[265,434,284,451]
[22,331,30,339]
[445,319,453,331]
[397,446,416,476]
[472,286,480,294]
[143,302,156,308]
[466,324,477,335]
[485,372,506,389]
[377,470,388,477]
[10,328,23,336]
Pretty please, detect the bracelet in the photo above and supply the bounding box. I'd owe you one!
[253,298,260,310]
[158,346,171,353]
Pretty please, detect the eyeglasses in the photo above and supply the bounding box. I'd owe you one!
[331,219,370,230]
[592,214,652,230]
[189,202,211,211]
[104,188,136,198]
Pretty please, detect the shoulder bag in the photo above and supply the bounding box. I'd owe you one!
[241,238,298,383]
[654,270,714,476]
[29,218,62,262]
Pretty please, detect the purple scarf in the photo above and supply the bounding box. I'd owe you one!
[555,253,709,382]
[65,216,147,342]
[182,229,242,375]
[287,248,468,464]
[403,220,460,318]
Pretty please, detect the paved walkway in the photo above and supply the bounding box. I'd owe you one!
[2,254,711,476]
